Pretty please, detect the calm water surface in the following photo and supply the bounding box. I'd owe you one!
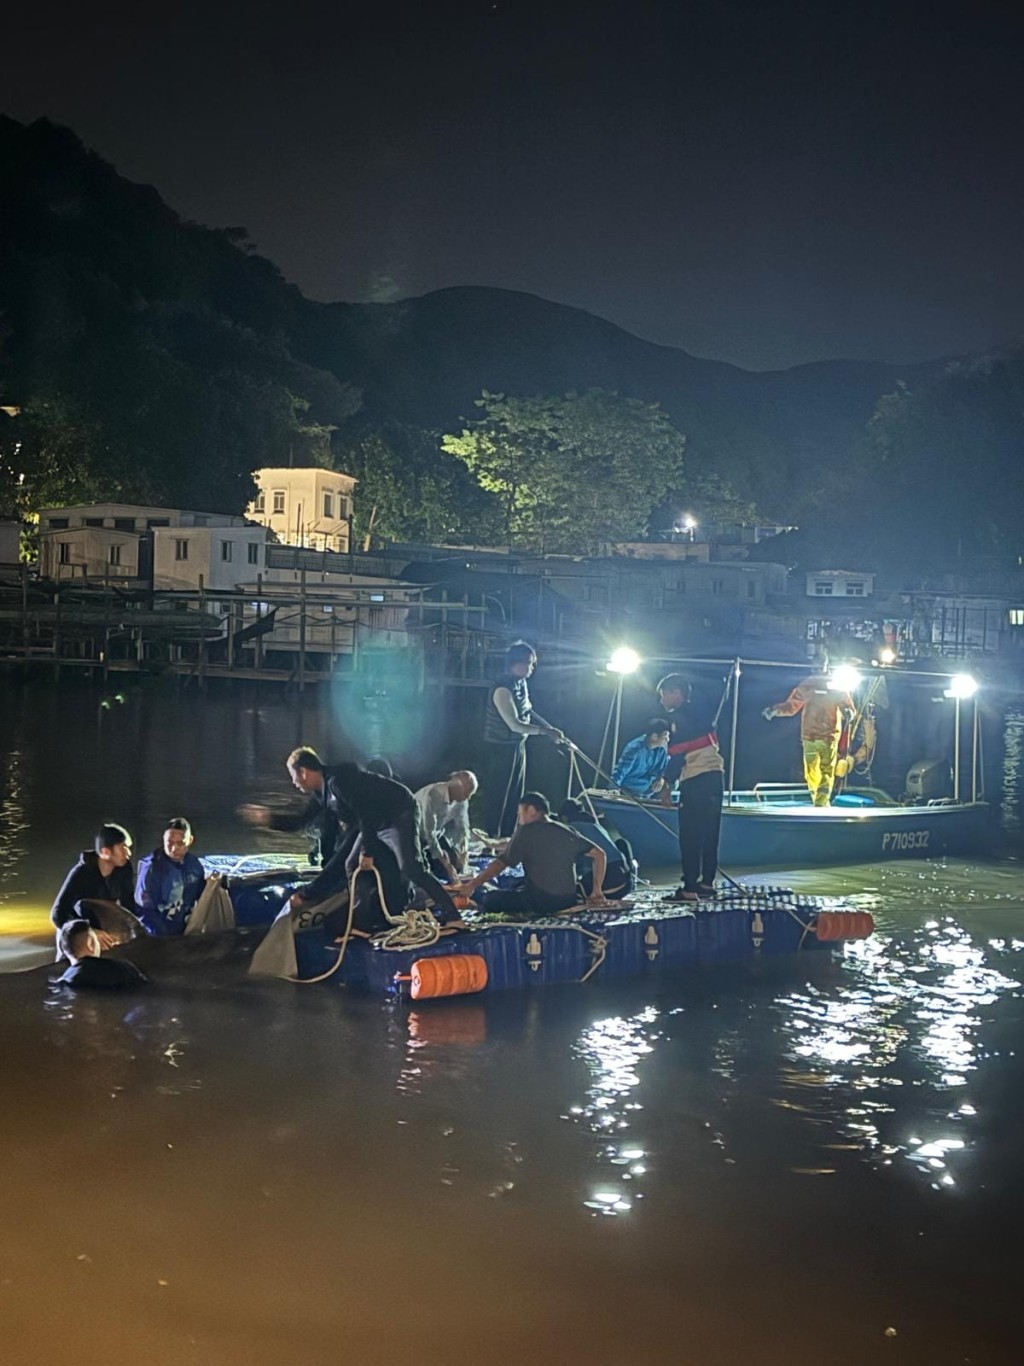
[2,679,1023,1365]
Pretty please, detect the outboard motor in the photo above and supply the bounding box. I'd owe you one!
[904,758,951,802]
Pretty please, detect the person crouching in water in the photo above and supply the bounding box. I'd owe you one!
[612,718,671,799]
[657,674,725,904]
[134,818,207,936]
[53,919,149,990]
[51,823,141,952]
[558,799,635,900]
[458,792,608,916]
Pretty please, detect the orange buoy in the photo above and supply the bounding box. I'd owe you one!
[451,895,474,911]
[408,954,489,1000]
[814,911,875,942]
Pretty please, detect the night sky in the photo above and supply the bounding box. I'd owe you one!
[5,0,1023,370]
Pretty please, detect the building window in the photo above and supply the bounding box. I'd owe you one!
[113,518,135,532]
[174,539,189,561]
[1010,608,1024,627]
[711,578,726,595]
[221,541,233,562]
[814,581,833,596]
[49,518,69,530]
[58,542,70,564]
[109,545,122,566]
[747,580,757,599]
[254,491,265,513]
[845,582,865,596]
[85,518,104,528]
[323,492,334,518]
[248,542,260,565]
[147,518,170,528]
[272,491,285,515]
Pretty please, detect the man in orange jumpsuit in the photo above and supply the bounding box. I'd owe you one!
[763,672,856,806]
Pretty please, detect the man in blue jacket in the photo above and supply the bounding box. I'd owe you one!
[135,818,207,935]
[612,718,671,798]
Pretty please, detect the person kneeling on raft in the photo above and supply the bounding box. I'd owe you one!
[557,799,635,900]
[456,792,609,916]
[52,919,149,991]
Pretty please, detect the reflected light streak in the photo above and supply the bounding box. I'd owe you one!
[773,916,1017,1193]
[571,1007,661,1216]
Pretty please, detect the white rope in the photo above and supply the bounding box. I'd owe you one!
[360,860,442,953]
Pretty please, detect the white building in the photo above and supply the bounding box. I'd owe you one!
[247,468,356,553]
[37,502,268,589]
[805,570,875,599]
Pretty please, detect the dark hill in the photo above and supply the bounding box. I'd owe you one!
[1,114,945,520]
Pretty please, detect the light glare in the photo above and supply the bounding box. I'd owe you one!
[608,646,641,675]
[830,664,862,693]
[944,673,978,699]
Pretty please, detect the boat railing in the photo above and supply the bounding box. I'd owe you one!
[749,783,811,804]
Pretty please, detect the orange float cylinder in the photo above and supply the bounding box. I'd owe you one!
[451,895,473,911]
[814,911,875,942]
[410,954,489,999]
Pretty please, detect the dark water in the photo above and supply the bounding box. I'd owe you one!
[2,677,1024,1365]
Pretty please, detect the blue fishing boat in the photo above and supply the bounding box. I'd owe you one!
[591,786,991,870]
[584,655,990,870]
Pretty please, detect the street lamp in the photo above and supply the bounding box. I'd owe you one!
[943,674,979,802]
[674,513,698,543]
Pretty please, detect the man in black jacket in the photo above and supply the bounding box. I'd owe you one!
[51,823,141,950]
[241,749,461,926]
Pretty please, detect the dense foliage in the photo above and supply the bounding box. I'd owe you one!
[0,117,358,520]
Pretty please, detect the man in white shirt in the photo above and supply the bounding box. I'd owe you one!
[415,770,478,881]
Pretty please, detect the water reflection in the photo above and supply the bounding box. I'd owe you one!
[0,747,28,908]
[570,1006,661,1215]
[774,917,1020,1191]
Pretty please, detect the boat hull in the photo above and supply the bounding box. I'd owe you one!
[594,795,992,870]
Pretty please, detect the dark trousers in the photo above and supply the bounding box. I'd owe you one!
[579,860,634,899]
[364,808,459,924]
[478,882,578,917]
[484,740,527,837]
[677,770,724,891]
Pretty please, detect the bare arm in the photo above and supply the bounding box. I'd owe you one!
[493,687,548,737]
[460,856,509,896]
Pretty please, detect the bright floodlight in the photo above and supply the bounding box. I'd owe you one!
[879,646,896,665]
[830,664,862,693]
[945,673,978,699]
[608,646,641,675]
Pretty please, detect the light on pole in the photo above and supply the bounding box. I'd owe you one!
[943,673,978,802]
[606,646,641,768]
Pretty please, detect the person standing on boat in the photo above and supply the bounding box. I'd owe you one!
[612,718,672,798]
[657,674,725,904]
[763,672,856,806]
[482,641,565,838]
